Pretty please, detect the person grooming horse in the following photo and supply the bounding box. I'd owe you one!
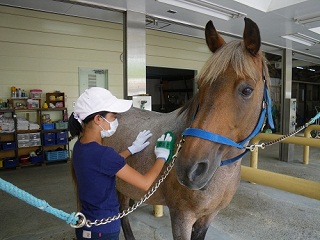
[68,87,174,240]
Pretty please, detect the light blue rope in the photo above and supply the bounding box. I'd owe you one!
[309,112,320,124]
[0,178,78,225]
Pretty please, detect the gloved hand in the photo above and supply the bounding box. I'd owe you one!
[128,130,152,155]
[154,131,175,163]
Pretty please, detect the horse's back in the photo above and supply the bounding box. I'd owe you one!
[106,107,184,203]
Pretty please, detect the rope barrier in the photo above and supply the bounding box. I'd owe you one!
[0,178,79,225]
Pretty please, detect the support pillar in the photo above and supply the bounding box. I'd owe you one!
[279,49,295,162]
[123,1,146,98]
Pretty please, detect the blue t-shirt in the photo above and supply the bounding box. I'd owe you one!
[73,140,126,234]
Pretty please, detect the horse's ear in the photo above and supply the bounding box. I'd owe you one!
[243,17,261,56]
[205,20,225,53]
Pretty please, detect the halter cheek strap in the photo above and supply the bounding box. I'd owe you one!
[182,81,274,166]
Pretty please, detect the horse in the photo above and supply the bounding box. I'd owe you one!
[107,17,271,239]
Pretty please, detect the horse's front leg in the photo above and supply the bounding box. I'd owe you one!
[169,208,195,240]
[117,191,135,240]
[191,213,218,240]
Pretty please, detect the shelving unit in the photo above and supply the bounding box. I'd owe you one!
[45,92,65,108]
[0,94,69,169]
[0,109,17,168]
[40,107,69,164]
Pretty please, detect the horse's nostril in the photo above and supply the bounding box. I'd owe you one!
[188,161,208,182]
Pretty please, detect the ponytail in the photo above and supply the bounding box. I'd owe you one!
[68,112,83,139]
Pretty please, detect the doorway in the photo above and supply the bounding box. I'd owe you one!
[146,66,196,112]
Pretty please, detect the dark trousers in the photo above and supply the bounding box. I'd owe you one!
[75,229,120,240]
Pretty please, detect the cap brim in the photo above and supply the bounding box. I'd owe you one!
[106,99,132,113]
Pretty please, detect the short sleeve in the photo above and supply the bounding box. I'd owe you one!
[99,147,126,176]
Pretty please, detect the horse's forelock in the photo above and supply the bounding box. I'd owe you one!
[179,40,269,124]
[197,41,269,87]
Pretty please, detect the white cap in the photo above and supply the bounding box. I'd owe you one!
[73,87,132,122]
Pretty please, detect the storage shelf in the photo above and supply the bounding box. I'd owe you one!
[41,107,67,111]
[0,94,69,170]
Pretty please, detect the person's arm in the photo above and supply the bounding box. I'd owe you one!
[116,132,174,191]
[119,149,132,159]
[116,158,165,191]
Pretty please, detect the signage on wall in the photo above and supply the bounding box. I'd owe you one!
[78,68,108,95]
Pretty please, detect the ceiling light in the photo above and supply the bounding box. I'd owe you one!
[294,15,320,25]
[296,66,304,69]
[309,27,320,35]
[156,0,246,20]
[308,68,316,72]
[281,33,320,46]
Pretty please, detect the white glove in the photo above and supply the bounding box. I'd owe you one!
[128,130,152,155]
[154,133,173,161]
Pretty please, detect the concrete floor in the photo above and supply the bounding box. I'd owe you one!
[0,143,319,240]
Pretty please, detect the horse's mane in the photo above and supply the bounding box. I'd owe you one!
[179,40,269,123]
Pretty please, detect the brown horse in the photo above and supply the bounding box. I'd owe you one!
[107,17,271,239]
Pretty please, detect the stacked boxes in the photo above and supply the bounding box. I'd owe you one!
[43,132,55,146]
[56,131,68,145]
[17,133,30,148]
[18,133,41,148]
[29,132,41,146]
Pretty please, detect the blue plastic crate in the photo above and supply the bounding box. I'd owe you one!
[44,132,55,140]
[3,158,18,168]
[43,132,56,146]
[42,123,54,130]
[44,139,55,146]
[45,150,68,161]
[30,155,43,163]
[56,131,67,139]
[1,142,16,150]
[55,122,68,129]
[56,138,68,145]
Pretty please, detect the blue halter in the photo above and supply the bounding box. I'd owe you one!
[182,79,274,166]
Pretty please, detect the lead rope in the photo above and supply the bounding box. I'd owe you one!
[75,138,185,229]
[0,178,79,225]
[246,112,320,151]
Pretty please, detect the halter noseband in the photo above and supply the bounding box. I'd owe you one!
[182,75,274,166]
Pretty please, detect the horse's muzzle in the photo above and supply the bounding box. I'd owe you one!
[176,156,219,190]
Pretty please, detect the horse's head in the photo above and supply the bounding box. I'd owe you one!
[176,18,269,190]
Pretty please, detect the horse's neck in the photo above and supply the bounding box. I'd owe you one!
[123,107,188,136]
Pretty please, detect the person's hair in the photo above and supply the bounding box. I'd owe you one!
[68,111,109,140]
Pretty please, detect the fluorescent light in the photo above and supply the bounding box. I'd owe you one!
[309,27,320,35]
[308,68,316,72]
[156,0,246,20]
[296,66,304,69]
[294,15,320,25]
[281,33,320,46]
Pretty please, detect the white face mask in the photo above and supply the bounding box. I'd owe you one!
[99,116,119,138]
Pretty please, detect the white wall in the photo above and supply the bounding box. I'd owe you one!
[0,6,124,110]
[0,6,212,150]
[147,29,210,73]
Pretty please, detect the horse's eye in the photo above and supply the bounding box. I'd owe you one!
[241,87,253,96]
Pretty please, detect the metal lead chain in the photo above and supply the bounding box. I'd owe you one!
[246,118,315,152]
[85,139,185,228]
